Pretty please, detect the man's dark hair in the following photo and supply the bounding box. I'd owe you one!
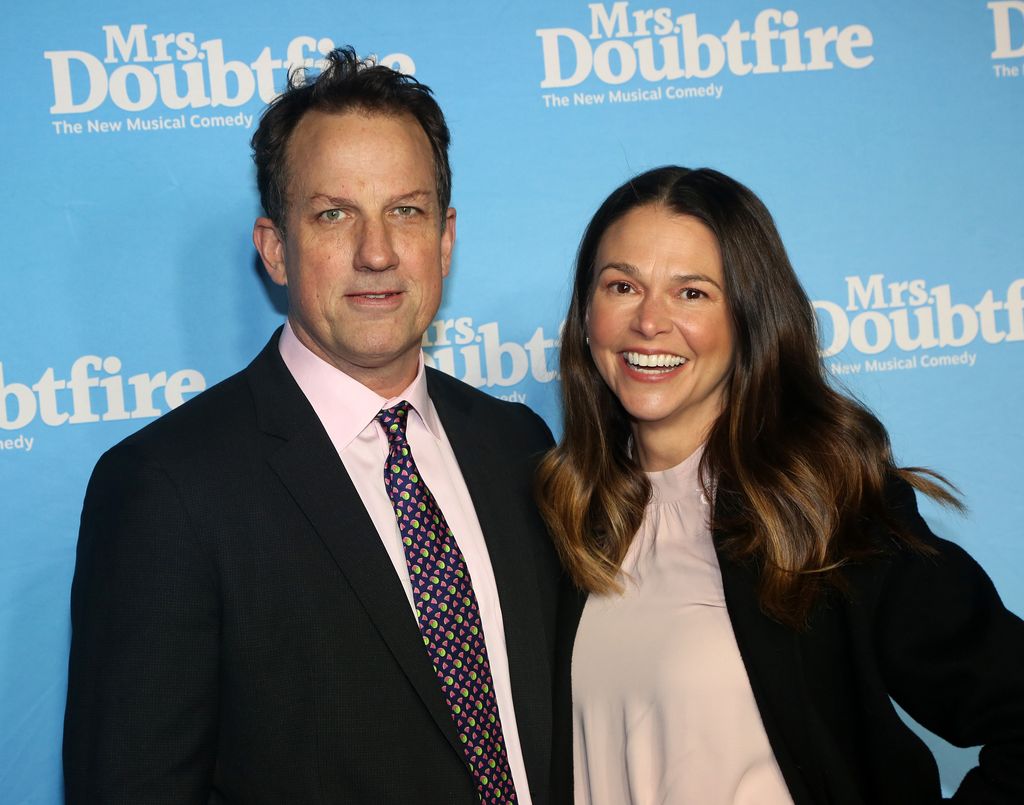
[251,46,452,231]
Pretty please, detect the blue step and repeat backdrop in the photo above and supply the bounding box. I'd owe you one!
[2,1,1022,801]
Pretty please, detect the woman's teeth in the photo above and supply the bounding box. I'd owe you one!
[623,352,686,370]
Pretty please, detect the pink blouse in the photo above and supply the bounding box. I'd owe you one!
[572,448,793,804]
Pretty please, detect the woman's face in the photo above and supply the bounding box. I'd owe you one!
[587,204,734,461]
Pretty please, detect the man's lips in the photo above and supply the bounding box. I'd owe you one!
[346,290,403,301]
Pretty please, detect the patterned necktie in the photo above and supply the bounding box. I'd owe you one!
[376,402,518,804]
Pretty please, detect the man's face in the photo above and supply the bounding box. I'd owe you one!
[254,109,455,397]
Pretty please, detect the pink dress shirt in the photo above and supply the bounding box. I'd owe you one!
[278,323,533,803]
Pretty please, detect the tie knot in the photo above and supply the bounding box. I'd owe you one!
[376,401,412,445]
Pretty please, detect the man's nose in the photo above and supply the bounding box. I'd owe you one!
[354,216,399,271]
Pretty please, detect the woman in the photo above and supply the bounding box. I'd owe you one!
[537,166,1024,804]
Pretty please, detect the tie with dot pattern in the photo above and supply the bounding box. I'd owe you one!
[376,401,518,804]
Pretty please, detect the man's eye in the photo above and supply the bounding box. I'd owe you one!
[320,209,344,222]
[393,206,419,217]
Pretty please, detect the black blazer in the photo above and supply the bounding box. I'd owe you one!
[63,332,562,805]
[553,480,1024,804]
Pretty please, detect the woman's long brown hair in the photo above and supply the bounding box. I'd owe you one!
[536,167,960,628]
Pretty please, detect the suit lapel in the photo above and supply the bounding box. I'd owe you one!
[245,336,465,760]
[428,371,553,797]
[714,544,824,805]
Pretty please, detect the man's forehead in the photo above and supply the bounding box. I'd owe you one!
[279,109,440,223]
[284,110,433,187]
[288,108,428,152]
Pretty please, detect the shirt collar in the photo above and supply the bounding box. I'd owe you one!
[278,321,442,450]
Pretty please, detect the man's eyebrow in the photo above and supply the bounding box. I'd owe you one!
[307,193,354,208]
[307,189,433,207]
[391,190,433,203]
[596,262,723,290]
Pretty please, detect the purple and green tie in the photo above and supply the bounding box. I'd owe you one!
[376,401,518,803]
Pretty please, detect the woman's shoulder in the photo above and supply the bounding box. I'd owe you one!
[843,475,1007,622]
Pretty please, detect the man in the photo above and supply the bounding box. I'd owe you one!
[63,47,560,804]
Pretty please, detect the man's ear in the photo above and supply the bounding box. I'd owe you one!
[440,207,456,278]
[253,217,287,286]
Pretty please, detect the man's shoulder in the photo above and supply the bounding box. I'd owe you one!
[425,367,553,444]
[424,365,531,416]
[101,337,290,468]
[105,367,253,461]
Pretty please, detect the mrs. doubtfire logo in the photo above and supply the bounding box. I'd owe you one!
[0,356,206,452]
[536,2,874,108]
[422,317,561,404]
[990,1,1024,79]
[813,275,1024,376]
[43,25,414,135]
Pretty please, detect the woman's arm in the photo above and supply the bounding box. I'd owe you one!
[876,481,1024,802]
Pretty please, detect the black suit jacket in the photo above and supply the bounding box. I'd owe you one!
[553,480,1024,803]
[64,332,561,804]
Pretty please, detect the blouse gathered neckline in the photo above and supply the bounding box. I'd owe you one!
[571,447,793,805]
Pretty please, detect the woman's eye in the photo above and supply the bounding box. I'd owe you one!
[682,287,705,300]
[610,281,633,294]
